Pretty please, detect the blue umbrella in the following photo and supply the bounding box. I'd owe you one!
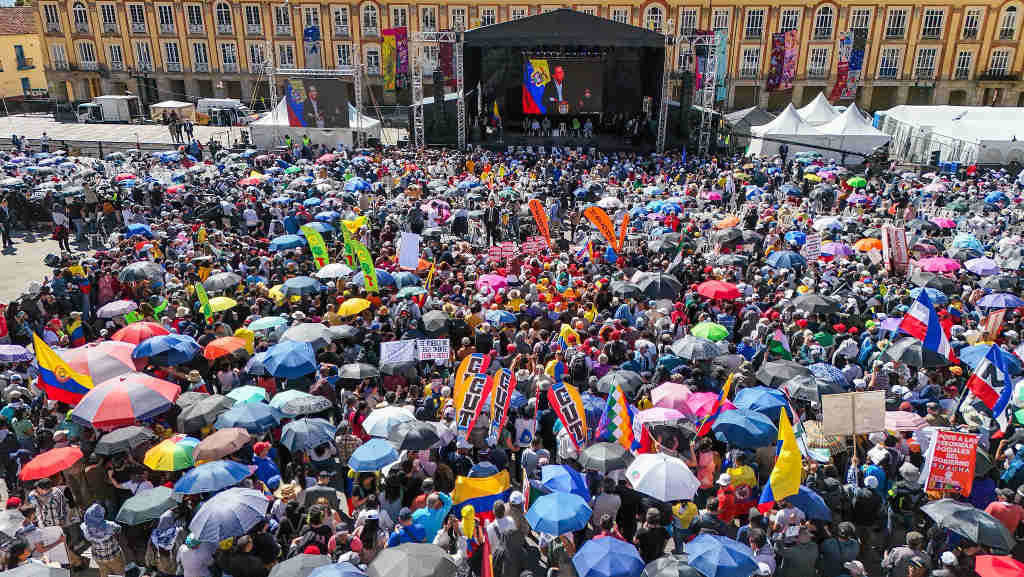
[300,221,334,234]
[808,362,849,387]
[264,341,317,378]
[244,352,269,376]
[978,293,1024,309]
[270,234,306,251]
[469,462,500,477]
[133,334,200,366]
[349,270,396,287]
[303,197,322,207]
[215,403,283,433]
[393,271,422,289]
[784,230,807,246]
[343,177,370,192]
[541,465,591,501]
[910,287,949,304]
[685,534,758,577]
[767,250,806,269]
[245,274,268,285]
[525,492,591,535]
[985,191,1007,204]
[126,223,154,239]
[348,437,399,471]
[174,460,254,495]
[786,486,832,521]
[657,354,687,374]
[249,316,288,331]
[959,344,1023,375]
[309,563,365,577]
[484,309,517,325]
[282,418,336,452]
[573,537,645,577]
[952,233,984,254]
[188,487,269,543]
[281,276,323,297]
[733,387,789,421]
[711,409,778,448]
[315,211,341,222]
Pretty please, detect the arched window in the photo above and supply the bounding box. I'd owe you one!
[1000,5,1018,39]
[73,2,88,27]
[215,3,233,28]
[644,5,664,32]
[362,3,378,35]
[814,6,834,39]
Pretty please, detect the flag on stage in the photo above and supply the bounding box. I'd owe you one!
[34,332,93,405]
[758,409,802,512]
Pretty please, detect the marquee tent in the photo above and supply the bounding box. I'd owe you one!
[816,102,891,159]
[747,104,828,157]
[797,92,840,126]
[877,105,1024,165]
[249,99,382,149]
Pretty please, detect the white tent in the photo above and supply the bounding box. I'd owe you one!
[797,92,840,126]
[248,98,381,149]
[748,104,828,156]
[878,105,1024,164]
[817,102,891,159]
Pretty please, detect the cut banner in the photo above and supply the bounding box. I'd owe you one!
[528,198,551,248]
[548,380,588,449]
[300,225,330,269]
[349,239,379,293]
[489,369,516,442]
[454,353,492,438]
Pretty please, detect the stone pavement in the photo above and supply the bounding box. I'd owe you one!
[0,230,69,303]
[0,114,238,151]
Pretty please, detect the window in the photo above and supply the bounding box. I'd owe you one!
[1000,6,1017,40]
[220,42,238,72]
[740,46,760,77]
[12,46,29,70]
[420,6,436,31]
[50,44,68,68]
[107,43,123,70]
[362,4,378,35]
[954,50,972,79]
[644,5,663,32]
[390,6,406,27]
[215,3,233,33]
[43,5,60,31]
[779,8,799,33]
[915,47,937,78]
[849,8,870,35]
[885,8,907,39]
[192,41,209,71]
[713,9,729,34]
[158,5,174,33]
[813,6,834,40]
[128,4,146,33]
[963,8,981,39]
[100,5,117,32]
[808,46,829,78]
[333,7,349,35]
[611,8,629,25]
[744,8,764,40]
[510,7,526,20]
[303,6,319,28]
[72,2,88,32]
[878,47,901,78]
[249,43,265,70]
[365,46,379,74]
[921,8,944,39]
[245,6,261,33]
[679,8,697,35]
[989,49,1010,75]
[579,7,596,17]
[20,78,30,95]
[422,44,438,73]
[481,7,496,26]
[335,43,352,65]
[134,40,152,70]
[450,7,466,29]
[277,43,294,66]
[187,5,204,32]
[164,41,181,71]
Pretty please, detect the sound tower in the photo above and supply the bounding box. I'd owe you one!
[432,68,446,127]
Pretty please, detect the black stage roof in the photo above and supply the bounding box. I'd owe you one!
[463,8,665,48]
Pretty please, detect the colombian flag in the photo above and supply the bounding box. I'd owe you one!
[34,333,93,405]
[757,409,802,513]
[522,59,549,114]
[67,320,85,347]
[452,471,511,522]
[696,373,733,437]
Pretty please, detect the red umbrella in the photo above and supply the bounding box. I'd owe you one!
[976,555,1024,577]
[203,337,249,361]
[20,446,84,480]
[38,341,144,404]
[696,280,741,300]
[316,153,337,164]
[112,322,170,345]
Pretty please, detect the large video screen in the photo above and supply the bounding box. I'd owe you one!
[282,78,350,128]
[522,58,603,115]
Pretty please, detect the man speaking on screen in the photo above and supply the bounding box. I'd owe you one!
[302,85,327,128]
[543,66,572,113]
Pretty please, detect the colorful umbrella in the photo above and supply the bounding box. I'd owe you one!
[51,340,142,391]
[19,446,84,481]
[338,298,371,317]
[203,337,249,360]
[111,322,170,345]
[690,322,729,341]
[71,372,180,430]
[854,238,882,252]
[650,382,692,413]
[144,434,199,471]
[209,297,238,312]
[917,257,961,272]
[227,385,269,404]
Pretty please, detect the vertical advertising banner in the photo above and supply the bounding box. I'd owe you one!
[841,30,868,100]
[548,380,588,449]
[715,30,728,102]
[782,30,799,91]
[381,29,397,91]
[439,43,454,88]
[300,225,330,269]
[489,369,516,442]
[766,33,786,92]
[829,32,852,103]
[394,27,409,86]
[454,353,493,439]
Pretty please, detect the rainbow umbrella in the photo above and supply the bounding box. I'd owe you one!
[144,434,200,471]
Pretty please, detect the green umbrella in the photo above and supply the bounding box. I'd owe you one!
[285,165,302,174]
[116,486,176,525]
[396,286,427,299]
[948,200,970,213]
[846,176,867,188]
[227,385,269,404]
[813,331,835,347]
[691,322,729,342]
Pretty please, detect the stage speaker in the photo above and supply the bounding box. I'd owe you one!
[432,69,445,120]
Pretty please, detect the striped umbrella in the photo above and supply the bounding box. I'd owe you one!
[144,434,199,470]
[71,372,180,430]
[56,341,143,385]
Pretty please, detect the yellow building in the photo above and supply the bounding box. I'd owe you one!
[0,7,47,101]
[33,0,1024,111]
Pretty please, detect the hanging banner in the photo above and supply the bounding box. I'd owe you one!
[584,206,619,251]
[398,232,421,269]
[381,29,397,92]
[489,368,516,442]
[417,338,450,361]
[766,33,786,92]
[303,26,322,70]
[715,30,729,102]
[841,30,868,100]
[453,353,493,438]
[381,340,417,364]
[528,198,551,248]
[349,239,379,293]
[300,225,330,269]
[829,32,852,103]
[922,430,977,497]
[548,380,588,450]
[194,283,213,325]
[782,30,798,91]
[617,213,629,252]
[439,42,454,88]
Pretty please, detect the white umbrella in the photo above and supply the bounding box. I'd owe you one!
[362,405,416,437]
[597,196,623,209]
[314,263,355,280]
[625,453,699,502]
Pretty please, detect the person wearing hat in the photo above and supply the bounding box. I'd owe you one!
[252,441,279,486]
[882,531,931,577]
[888,463,925,532]
[80,503,125,577]
[386,507,426,547]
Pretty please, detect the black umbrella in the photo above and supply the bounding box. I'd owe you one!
[203,272,243,292]
[340,362,380,379]
[610,281,642,298]
[642,555,703,577]
[906,219,939,233]
[596,370,645,395]
[949,247,981,261]
[791,293,840,315]
[714,228,742,244]
[176,391,210,408]
[368,543,458,577]
[639,274,682,299]
[299,485,342,512]
[671,336,721,361]
[981,274,1018,291]
[328,325,360,341]
[647,239,677,253]
[881,337,950,368]
[921,499,1014,552]
[119,261,165,283]
[95,425,158,456]
[781,374,843,403]
[177,394,235,433]
[756,360,812,386]
[267,554,331,577]
[422,310,450,333]
[389,420,441,451]
[579,442,635,473]
[742,230,764,243]
[910,270,958,294]
[715,254,748,267]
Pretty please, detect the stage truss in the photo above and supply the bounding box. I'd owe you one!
[409,30,466,150]
[267,62,365,147]
[657,32,720,156]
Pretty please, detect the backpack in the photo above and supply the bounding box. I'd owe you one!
[889,482,924,513]
[569,352,589,385]
[820,478,848,518]
[491,526,510,577]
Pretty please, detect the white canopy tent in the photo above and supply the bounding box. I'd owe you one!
[877,105,1024,165]
[248,98,382,149]
[816,103,891,159]
[797,92,840,126]
[747,104,828,157]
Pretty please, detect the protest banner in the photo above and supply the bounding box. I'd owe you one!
[489,368,516,442]
[821,391,886,436]
[380,340,417,364]
[454,353,492,438]
[528,198,551,247]
[349,239,379,293]
[584,206,619,252]
[548,380,588,449]
[985,308,1007,341]
[417,338,450,361]
[922,429,978,496]
[802,233,821,261]
[300,225,330,269]
[398,232,421,269]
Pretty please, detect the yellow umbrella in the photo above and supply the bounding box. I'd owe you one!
[804,173,822,182]
[208,296,237,312]
[714,215,740,229]
[268,285,301,304]
[234,328,255,354]
[338,298,371,317]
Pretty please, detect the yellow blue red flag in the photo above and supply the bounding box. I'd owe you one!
[758,408,802,512]
[453,470,511,521]
[34,332,93,405]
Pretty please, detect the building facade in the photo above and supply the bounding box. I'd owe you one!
[0,7,48,101]
[34,0,1024,111]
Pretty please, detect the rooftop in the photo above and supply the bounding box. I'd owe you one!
[0,7,37,36]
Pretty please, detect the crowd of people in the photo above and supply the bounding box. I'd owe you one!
[0,138,1022,577]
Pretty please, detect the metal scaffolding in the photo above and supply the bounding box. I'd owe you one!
[409,30,465,150]
[656,31,720,156]
[656,32,673,153]
[267,62,364,148]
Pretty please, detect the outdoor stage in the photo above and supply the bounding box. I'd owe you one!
[472,129,655,153]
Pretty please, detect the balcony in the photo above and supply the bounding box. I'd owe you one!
[16,58,33,70]
[743,29,762,41]
[73,22,90,34]
[194,61,209,72]
[999,28,1016,40]
[954,69,971,80]
[885,28,906,40]
[222,62,238,73]
[978,71,1018,81]
[109,60,124,71]
[877,68,900,80]
[52,60,69,70]
[136,62,153,72]
[738,68,759,79]
[807,68,828,79]
[130,21,147,34]
[216,23,233,35]
[334,24,349,36]
[914,68,935,80]
[921,29,942,40]
[79,61,99,71]
[246,23,262,35]
[25,88,47,97]
[102,22,118,34]
[45,22,61,34]
[159,22,176,35]
[362,27,379,37]
[275,24,291,35]
[812,28,832,41]
[188,23,204,34]
[962,27,978,40]
[250,63,266,73]
[166,61,182,72]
